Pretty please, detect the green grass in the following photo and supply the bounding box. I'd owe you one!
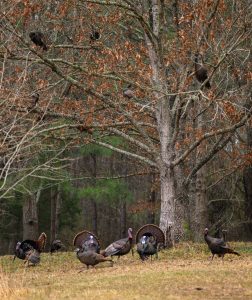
[1,242,252,300]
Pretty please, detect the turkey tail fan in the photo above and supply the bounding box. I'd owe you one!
[73,230,100,248]
[135,224,165,246]
[37,232,47,252]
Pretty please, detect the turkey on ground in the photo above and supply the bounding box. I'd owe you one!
[73,230,100,253]
[81,235,100,253]
[25,249,40,266]
[137,235,158,261]
[135,224,165,261]
[50,239,65,254]
[75,248,113,269]
[13,232,47,265]
[204,228,240,260]
[101,228,133,259]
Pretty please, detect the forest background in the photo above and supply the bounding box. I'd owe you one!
[0,0,251,254]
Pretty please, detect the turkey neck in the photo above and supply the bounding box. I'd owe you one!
[204,232,211,245]
[194,55,202,71]
[128,229,133,244]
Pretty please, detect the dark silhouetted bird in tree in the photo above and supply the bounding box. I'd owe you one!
[31,92,39,106]
[204,228,240,260]
[194,53,211,89]
[123,84,134,99]
[29,32,48,51]
[90,27,100,41]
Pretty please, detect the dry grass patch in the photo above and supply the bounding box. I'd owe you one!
[0,242,252,300]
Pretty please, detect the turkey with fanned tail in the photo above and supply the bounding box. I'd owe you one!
[136,224,165,261]
[13,232,47,266]
[73,230,112,269]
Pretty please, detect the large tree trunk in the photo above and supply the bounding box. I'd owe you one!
[120,202,127,237]
[147,171,156,224]
[159,168,176,248]
[50,187,61,243]
[243,123,252,235]
[22,193,39,240]
[91,153,98,235]
[193,166,208,241]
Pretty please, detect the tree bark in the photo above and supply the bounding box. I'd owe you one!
[120,202,127,237]
[50,187,61,243]
[194,166,208,241]
[147,171,156,224]
[22,193,39,240]
[243,122,252,235]
[91,153,98,235]
[159,168,176,248]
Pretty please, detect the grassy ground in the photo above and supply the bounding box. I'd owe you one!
[0,242,252,300]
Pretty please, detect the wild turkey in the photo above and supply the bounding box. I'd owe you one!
[73,230,100,253]
[137,235,159,261]
[50,239,64,254]
[194,53,211,89]
[73,230,111,269]
[204,228,240,260]
[137,235,149,261]
[13,232,47,265]
[25,249,40,266]
[123,85,134,99]
[90,26,100,41]
[29,31,48,51]
[136,224,165,261]
[75,248,113,269]
[31,93,39,106]
[101,228,133,259]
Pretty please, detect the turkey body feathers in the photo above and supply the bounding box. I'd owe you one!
[81,235,100,253]
[204,228,240,259]
[194,54,211,89]
[29,32,48,51]
[137,235,158,261]
[103,238,130,256]
[14,232,47,262]
[76,249,112,269]
[50,239,64,254]
[102,228,133,257]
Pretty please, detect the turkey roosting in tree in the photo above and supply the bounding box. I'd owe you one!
[31,92,39,106]
[204,228,240,260]
[14,232,47,266]
[50,239,65,254]
[29,31,48,51]
[194,53,211,88]
[101,228,133,259]
[90,26,100,41]
[136,224,165,261]
[123,84,134,99]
